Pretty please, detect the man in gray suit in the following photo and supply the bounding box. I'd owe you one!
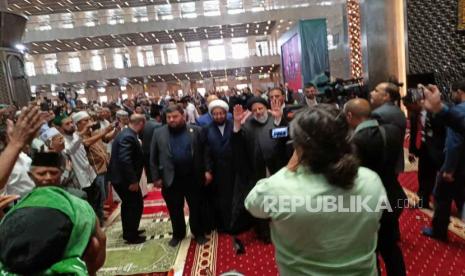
[150,104,212,247]
[370,82,407,173]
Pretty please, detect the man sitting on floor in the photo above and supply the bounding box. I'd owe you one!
[0,186,106,275]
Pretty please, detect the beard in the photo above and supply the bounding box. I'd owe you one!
[214,119,226,126]
[63,128,75,136]
[253,112,268,124]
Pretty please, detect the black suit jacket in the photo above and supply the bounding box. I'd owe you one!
[141,120,162,183]
[372,103,407,173]
[408,111,446,167]
[150,125,211,188]
[352,121,407,212]
[109,128,144,186]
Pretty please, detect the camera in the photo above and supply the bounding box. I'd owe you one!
[403,84,426,105]
[317,77,367,104]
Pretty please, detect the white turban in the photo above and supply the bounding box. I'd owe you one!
[208,100,229,115]
[40,127,60,143]
[116,110,129,117]
[71,111,90,124]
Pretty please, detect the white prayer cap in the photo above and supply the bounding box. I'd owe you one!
[40,127,61,142]
[71,111,90,124]
[208,100,229,115]
[116,110,129,117]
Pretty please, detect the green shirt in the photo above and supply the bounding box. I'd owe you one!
[245,166,386,276]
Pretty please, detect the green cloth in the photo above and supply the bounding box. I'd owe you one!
[245,166,386,276]
[354,119,379,135]
[53,113,68,126]
[0,187,96,275]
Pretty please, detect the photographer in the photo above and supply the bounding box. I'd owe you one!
[422,80,465,241]
[74,111,116,226]
[423,83,465,138]
[404,88,446,209]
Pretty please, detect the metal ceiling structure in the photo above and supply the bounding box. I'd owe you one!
[26,20,275,54]
[8,0,198,16]
[32,64,279,92]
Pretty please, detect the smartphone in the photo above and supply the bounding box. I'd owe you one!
[91,123,101,131]
[270,127,289,139]
[40,102,50,112]
[113,121,120,128]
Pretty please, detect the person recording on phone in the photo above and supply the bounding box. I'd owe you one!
[423,82,465,138]
[422,80,465,242]
[404,87,446,209]
[232,95,289,243]
[77,112,116,225]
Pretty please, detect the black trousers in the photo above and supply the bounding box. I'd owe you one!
[432,175,465,237]
[417,147,440,206]
[112,183,144,238]
[377,210,406,276]
[162,174,203,239]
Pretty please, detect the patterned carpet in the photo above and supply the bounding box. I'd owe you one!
[101,160,465,275]
[181,171,465,276]
[100,190,190,276]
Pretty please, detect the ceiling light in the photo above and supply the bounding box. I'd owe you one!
[280,19,284,23]
[267,20,271,24]
[15,44,26,51]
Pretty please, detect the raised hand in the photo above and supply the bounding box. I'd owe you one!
[7,105,44,149]
[422,84,443,113]
[269,98,283,121]
[233,104,246,124]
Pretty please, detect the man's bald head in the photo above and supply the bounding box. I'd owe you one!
[344,98,371,129]
[344,98,371,118]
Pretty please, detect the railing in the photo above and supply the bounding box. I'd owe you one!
[24,0,313,32]
[26,52,279,77]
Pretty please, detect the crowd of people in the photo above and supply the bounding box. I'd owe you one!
[0,79,463,275]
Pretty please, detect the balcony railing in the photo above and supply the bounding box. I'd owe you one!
[27,51,279,77]
[24,0,313,32]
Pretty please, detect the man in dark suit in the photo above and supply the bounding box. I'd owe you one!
[141,105,162,185]
[345,98,406,276]
[370,82,407,173]
[109,114,146,244]
[408,105,446,208]
[423,80,465,241]
[150,104,212,247]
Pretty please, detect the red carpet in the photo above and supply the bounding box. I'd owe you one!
[181,172,465,276]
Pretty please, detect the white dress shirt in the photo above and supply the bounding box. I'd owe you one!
[186,102,199,124]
